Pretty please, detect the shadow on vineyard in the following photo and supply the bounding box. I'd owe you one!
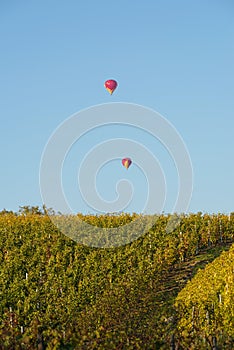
[0,207,233,349]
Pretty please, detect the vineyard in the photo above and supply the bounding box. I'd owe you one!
[0,208,233,349]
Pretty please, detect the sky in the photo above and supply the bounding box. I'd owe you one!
[0,0,234,215]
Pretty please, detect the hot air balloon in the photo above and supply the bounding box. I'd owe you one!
[122,158,132,170]
[104,79,118,95]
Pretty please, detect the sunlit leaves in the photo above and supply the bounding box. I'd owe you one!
[0,210,233,348]
[175,244,234,349]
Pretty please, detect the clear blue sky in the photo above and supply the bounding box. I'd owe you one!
[0,0,234,214]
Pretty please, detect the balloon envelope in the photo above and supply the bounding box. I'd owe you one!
[122,158,132,169]
[104,79,118,95]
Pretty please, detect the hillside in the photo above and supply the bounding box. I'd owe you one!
[175,244,234,349]
[0,210,233,349]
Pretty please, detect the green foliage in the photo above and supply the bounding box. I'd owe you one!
[0,209,233,348]
[175,244,234,349]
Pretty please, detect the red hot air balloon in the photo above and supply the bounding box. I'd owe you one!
[104,79,118,95]
[122,158,132,170]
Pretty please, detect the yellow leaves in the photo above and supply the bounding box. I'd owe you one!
[175,244,234,345]
[0,211,234,348]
